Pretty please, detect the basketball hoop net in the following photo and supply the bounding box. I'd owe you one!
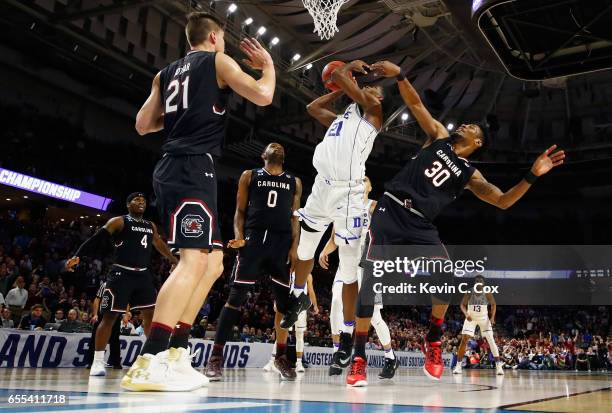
[302,0,348,40]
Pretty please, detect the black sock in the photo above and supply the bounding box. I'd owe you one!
[212,306,241,357]
[426,315,444,342]
[354,332,368,358]
[141,322,173,355]
[168,321,191,349]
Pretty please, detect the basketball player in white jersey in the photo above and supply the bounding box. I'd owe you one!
[281,61,384,375]
[262,273,318,373]
[319,176,399,378]
[453,275,504,375]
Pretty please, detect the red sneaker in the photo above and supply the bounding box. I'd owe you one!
[346,356,368,387]
[422,341,444,380]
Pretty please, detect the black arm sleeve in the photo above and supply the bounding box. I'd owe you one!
[74,228,111,258]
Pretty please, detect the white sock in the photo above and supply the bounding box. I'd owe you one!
[385,349,395,360]
[292,285,305,297]
[94,351,105,361]
[333,343,339,353]
[342,321,355,335]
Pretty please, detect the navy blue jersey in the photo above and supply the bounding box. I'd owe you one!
[113,215,154,268]
[245,168,296,232]
[159,51,231,156]
[385,138,475,220]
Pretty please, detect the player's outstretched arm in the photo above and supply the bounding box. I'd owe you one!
[65,217,124,271]
[151,223,178,267]
[466,145,565,210]
[331,61,381,117]
[371,60,446,143]
[216,38,275,106]
[135,73,164,135]
[306,90,344,127]
[228,170,252,249]
[288,177,303,273]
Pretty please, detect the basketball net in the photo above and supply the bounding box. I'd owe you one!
[302,0,348,40]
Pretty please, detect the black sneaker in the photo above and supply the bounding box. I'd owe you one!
[330,332,353,369]
[274,355,297,381]
[378,356,400,379]
[280,293,311,329]
[328,363,343,376]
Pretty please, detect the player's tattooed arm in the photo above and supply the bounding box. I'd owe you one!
[228,170,252,249]
[288,177,302,273]
[371,61,447,144]
[306,90,344,127]
[65,217,123,271]
[151,223,178,266]
[135,72,164,135]
[216,38,275,106]
[467,145,565,209]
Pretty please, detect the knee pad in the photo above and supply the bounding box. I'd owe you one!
[336,243,360,283]
[227,285,250,308]
[296,227,324,261]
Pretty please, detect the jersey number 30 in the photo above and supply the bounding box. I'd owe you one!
[424,161,451,187]
[165,76,190,113]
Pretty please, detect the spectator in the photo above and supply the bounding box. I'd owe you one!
[5,276,27,325]
[52,309,66,324]
[58,308,91,333]
[18,304,47,330]
[119,312,136,336]
[1,308,14,328]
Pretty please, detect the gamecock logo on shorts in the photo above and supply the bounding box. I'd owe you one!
[181,214,205,238]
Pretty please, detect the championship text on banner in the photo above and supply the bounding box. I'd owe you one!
[0,330,452,369]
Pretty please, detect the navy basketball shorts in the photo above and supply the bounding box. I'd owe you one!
[99,266,157,315]
[230,229,292,288]
[153,153,223,250]
[363,195,454,303]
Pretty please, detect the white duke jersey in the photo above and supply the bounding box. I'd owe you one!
[467,293,489,319]
[312,103,378,181]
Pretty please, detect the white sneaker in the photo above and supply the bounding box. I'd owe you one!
[120,349,200,392]
[452,364,462,374]
[263,358,278,373]
[295,360,305,373]
[90,359,106,377]
[173,347,209,387]
[496,362,505,375]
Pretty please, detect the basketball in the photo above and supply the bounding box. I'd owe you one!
[322,60,348,92]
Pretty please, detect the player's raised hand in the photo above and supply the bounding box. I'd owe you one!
[371,61,401,78]
[227,239,246,249]
[347,60,370,75]
[318,250,330,269]
[65,256,80,272]
[240,37,273,70]
[531,145,565,176]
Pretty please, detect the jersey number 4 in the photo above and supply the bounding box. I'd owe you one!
[424,161,451,187]
[140,235,148,248]
[165,76,190,113]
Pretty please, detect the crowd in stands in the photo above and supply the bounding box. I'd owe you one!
[1,209,610,372]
